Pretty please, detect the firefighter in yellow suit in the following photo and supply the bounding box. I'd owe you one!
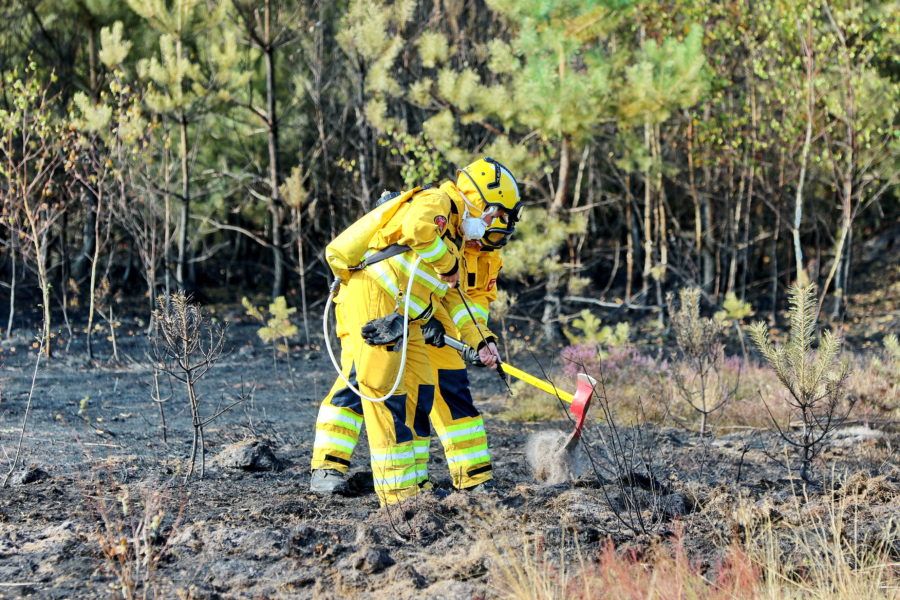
[312,239,509,494]
[315,158,522,506]
[415,242,505,490]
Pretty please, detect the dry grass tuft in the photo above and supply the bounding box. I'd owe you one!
[486,484,899,600]
[91,482,186,599]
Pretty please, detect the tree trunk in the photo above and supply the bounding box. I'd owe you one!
[794,26,814,287]
[624,176,634,301]
[770,210,780,323]
[86,191,103,360]
[37,244,52,358]
[641,122,654,299]
[652,124,665,324]
[542,136,570,342]
[177,114,190,289]
[294,206,310,345]
[354,60,372,210]
[686,113,703,279]
[727,156,746,294]
[72,186,96,282]
[263,0,285,299]
[6,232,15,339]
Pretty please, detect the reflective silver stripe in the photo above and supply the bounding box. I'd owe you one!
[314,432,357,450]
[370,449,415,462]
[418,237,448,261]
[438,423,486,443]
[393,255,448,293]
[373,469,421,487]
[368,262,400,295]
[320,405,363,432]
[402,295,430,319]
[471,304,489,323]
[446,448,491,466]
[451,305,473,325]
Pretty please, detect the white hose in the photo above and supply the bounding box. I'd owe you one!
[323,255,423,403]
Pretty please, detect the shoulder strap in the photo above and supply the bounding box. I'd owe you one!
[349,244,411,271]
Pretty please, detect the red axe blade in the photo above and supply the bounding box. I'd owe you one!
[562,373,596,452]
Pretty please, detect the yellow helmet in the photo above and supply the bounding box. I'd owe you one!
[456,157,523,221]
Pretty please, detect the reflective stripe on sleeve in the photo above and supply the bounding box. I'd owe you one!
[417,236,449,263]
[368,262,401,296]
[470,303,489,324]
[392,255,449,295]
[450,304,475,328]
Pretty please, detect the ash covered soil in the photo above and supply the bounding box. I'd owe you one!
[0,323,897,599]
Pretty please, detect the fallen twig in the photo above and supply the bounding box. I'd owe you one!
[2,335,43,487]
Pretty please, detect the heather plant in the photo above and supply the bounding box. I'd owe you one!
[748,283,852,482]
[561,309,631,379]
[667,287,737,436]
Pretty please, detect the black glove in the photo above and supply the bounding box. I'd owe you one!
[462,346,486,367]
[422,316,446,348]
[361,312,405,347]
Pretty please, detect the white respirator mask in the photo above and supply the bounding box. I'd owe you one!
[461,212,488,240]
[460,200,497,241]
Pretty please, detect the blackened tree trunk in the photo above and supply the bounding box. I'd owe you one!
[264,0,285,298]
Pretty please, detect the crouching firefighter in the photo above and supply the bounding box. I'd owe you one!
[315,158,520,506]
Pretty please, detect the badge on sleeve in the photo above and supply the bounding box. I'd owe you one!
[434,215,447,232]
[487,278,496,291]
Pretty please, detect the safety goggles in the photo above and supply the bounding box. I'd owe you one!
[481,216,515,249]
[481,201,524,224]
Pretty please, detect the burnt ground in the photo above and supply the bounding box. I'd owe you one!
[0,322,897,599]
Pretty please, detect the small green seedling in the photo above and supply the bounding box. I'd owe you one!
[565,309,630,358]
[715,292,754,360]
[78,395,90,417]
[243,296,299,355]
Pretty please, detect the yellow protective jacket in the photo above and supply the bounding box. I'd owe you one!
[433,244,502,342]
[325,184,489,348]
[463,245,503,329]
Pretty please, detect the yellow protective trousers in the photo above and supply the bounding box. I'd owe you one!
[312,304,492,490]
[313,270,435,506]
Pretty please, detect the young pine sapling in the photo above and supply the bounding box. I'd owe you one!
[748,283,853,483]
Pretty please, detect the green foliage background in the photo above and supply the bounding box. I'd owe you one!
[0,0,896,338]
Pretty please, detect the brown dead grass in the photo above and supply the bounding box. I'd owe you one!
[486,479,899,600]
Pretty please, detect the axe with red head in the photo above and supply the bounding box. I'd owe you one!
[443,336,596,449]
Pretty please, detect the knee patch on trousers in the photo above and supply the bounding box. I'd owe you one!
[384,394,413,444]
[414,384,435,437]
[438,369,480,420]
[331,363,364,412]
